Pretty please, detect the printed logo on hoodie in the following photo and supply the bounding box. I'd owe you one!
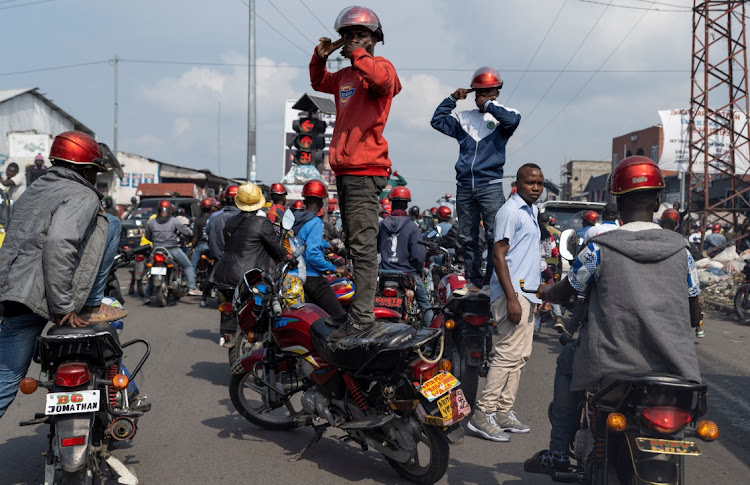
[339,82,356,106]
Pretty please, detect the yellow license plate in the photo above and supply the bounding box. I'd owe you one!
[635,438,701,456]
[425,389,471,426]
[418,372,460,401]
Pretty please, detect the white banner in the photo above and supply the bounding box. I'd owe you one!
[7,132,52,159]
[658,109,750,174]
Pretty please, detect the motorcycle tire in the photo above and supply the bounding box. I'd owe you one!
[137,281,145,298]
[385,418,450,485]
[228,329,252,365]
[155,284,168,307]
[229,371,300,431]
[734,284,750,322]
[452,345,480,410]
[56,468,97,485]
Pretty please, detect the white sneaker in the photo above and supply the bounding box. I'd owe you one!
[479,285,491,297]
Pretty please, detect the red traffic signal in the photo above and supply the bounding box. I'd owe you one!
[293,117,326,134]
[293,133,325,151]
[295,151,324,165]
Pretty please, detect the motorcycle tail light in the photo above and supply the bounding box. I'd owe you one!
[464,314,489,326]
[642,406,691,433]
[444,319,455,330]
[218,302,233,313]
[153,253,167,264]
[112,374,129,391]
[135,254,145,262]
[383,287,398,297]
[55,362,91,387]
[470,351,482,359]
[411,360,438,382]
[61,436,86,447]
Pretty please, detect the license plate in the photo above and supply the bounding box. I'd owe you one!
[150,267,167,275]
[427,389,471,426]
[418,371,460,401]
[635,437,701,456]
[375,296,402,308]
[46,390,100,415]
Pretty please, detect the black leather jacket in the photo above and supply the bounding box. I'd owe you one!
[209,212,285,287]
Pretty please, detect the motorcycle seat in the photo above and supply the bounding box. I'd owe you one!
[40,322,123,368]
[310,319,419,371]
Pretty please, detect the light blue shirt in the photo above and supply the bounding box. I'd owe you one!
[490,193,542,304]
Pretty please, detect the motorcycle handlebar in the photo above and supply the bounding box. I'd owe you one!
[519,279,541,297]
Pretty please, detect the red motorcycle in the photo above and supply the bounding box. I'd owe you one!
[228,240,469,484]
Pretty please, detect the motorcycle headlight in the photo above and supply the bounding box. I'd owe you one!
[126,228,143,238]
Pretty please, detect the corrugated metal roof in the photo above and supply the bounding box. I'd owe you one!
[0,87,94,135]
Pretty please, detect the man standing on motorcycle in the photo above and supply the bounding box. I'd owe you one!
[145,205,201,297]
[524,156,702,476]
[469,163,543,442]
[293,180,349,323]
[377,186,434,325]
[311,6,402,341]
[208,185,240,260]
[0,131,127,419]
[431,66,521,295]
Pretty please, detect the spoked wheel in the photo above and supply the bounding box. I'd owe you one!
[229,365,306,431]
[155,284,168,307]
[385,418,450,485]
[734,285,750,322]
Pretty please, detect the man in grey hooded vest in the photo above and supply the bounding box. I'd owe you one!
[524,156,702,476]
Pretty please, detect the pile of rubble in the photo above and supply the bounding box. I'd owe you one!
[696,246,750,308]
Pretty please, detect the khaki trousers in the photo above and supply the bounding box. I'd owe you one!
[476,293,536,414]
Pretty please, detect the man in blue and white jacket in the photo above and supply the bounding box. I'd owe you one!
[431,66,521,294]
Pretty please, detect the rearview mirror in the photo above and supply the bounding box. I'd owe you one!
[559,229,578,262]
[281,209,295,231]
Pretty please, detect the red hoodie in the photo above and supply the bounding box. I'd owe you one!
[310,48,402,177]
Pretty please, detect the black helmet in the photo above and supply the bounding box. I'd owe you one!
[408,205,420,217]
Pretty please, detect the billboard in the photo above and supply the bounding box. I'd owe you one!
[7,132,53,159]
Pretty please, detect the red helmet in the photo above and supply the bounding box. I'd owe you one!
[271,183,287,195]
[712,222,721,232]
[389,186,411,201]
[582,210,598,223]
[334,6,384,42]
[158,199,171,209]
[661,208,680,222]
[49,131,105,171]
[200,198,212,209]
[608,156,665,195]
[302,179,328,199]
[291,200,305,211]
[437,206,452,221]
[223,185,240,200]
[380,203,392,215]
[430,207,438,215]
[470,67,503,90]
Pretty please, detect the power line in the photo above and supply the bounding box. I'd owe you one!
[238,0,310,56]
[518,1,658,152]
[506,0,569,104]
[0,0,54,10]
[266,0,316,46]
[523,0,614,124]
[0,60,109,77]
[299,0,335,37]
[577,0,689,11]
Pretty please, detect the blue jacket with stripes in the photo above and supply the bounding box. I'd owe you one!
[431,96,521,189]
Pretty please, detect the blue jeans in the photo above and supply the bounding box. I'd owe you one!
[0,313,48,418]
[85,214,121,306]
[549,339,586,452]
[552,303,563,318]
[190,242,209,271]
[456,184,505,287]
[411,273,434,324]
[169,247,196,289]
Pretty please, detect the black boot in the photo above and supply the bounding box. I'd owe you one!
[329,320,373,342]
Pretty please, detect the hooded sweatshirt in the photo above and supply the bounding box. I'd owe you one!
[310,48,402,177]
[294,210,336,277]
[378,215,425,274]
[571,227,701,391]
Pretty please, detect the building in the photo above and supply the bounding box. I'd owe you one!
[611,125,662,168]
[561,160,611,200]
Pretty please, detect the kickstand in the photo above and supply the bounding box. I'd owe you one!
[288,426,327,462]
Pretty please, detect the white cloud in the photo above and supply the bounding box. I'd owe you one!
[174,118,191,135]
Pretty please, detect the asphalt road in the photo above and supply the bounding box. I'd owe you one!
[2,270,749,484]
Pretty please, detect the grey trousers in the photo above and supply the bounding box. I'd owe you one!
[336,175,387,325]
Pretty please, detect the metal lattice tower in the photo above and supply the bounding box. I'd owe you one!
[689,1,750,247]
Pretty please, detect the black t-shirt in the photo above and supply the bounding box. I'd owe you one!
[194,213,210,243]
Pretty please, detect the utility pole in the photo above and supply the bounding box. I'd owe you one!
[114,54,119,153]
[247,0,256,182]
[218,97,222,176]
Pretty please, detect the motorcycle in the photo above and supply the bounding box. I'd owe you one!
[376,270,423,325]
[421,240,492,410]
[106,245,152,304]
[733,261,750,322]
[17,307,151,484]
[228,212,468,484]
[146,246,187,307]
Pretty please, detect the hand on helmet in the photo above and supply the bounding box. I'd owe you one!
[452,88,474,100]
[316,37,345,59]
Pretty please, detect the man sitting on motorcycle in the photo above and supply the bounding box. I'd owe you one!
[378,186,434,325]
[524,156,702,476]
[266,183,287,227]
[0,131,127,419]
[208,185,240,261]
[145,205,202,297]
[190,197,213,271]
[293,180,349,324]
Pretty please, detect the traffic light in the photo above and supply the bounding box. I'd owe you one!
[291,116,326,165]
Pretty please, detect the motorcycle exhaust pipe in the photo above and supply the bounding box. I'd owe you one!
[109,417,136,441]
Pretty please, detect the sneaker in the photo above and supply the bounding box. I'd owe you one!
[467,412,511,442]
[494,410,531,433]
[523,450,570,475]
[188,288,203,296]
[329,320,373,342]
[554,316,566,334]
[199,300,207,308]
[696,327,705,338]
[454,282,481,297]
[79,304,128,323]
[478,285,491,297]
[220,333,235,348]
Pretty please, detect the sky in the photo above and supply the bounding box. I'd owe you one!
[0,0,698,209]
